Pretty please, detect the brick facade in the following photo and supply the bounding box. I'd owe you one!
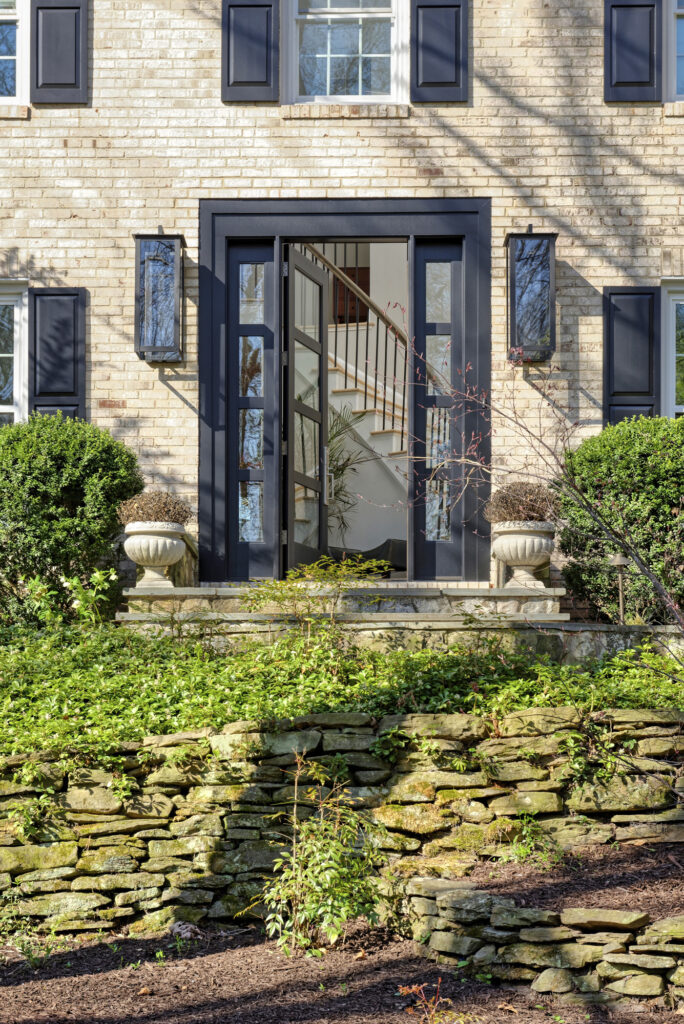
[1,0,682,575]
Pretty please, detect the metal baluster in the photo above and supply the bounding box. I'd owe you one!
[382,324,389,430]
[354,242,360,397]
[333,242,339,367]
[391,327,399,432]
[344,244,349,387]
[401,344,407,450]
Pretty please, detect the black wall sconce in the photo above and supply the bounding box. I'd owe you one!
[134,234,186,362]
[505,229,557,363]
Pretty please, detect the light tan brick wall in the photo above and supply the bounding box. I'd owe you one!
[1,0,682,566]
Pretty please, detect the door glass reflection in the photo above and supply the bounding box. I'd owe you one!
[426,478,450,541]
[426,407,450,468]
[426,334,451,395]
[239,336,263,397]
[238,482,264,542]
[239,264,265,324]
[239,409,264,469]
[294,413,319,478]
[294,268,320,341]
[293,483,319,548]
[426,262,451,324]
[294,340,319,405]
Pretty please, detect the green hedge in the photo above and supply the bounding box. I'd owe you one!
[0,625,680,760]
[0,415,143,613]
[560,416,684,623]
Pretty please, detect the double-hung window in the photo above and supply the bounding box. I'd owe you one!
[0,286,27,425]
[672,0,684,99]
[664,289,684,417]
[0,0,27,104]
[292,0,404,102]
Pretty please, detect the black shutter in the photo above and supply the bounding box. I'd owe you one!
[604,0,661,102]
[222,0,279,102]
[29,288,86,419]
[603,286,660,425]
[411,0,468,103]
[30,0,88,104]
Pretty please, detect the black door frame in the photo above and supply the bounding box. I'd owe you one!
[198,198,491,583]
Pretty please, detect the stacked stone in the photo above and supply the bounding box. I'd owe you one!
[410,880,684,1009]
[0,708,681,936]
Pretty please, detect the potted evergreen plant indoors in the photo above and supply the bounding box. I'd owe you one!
[118,491,193,589]
[486,481,559,589]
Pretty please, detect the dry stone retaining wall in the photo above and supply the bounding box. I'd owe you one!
[0,710,682,949]
[411,880,684,1011]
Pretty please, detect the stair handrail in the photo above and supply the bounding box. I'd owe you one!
[301,243,409,347]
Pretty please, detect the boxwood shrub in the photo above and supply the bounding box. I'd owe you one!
[560,415,684,622]
[0,415,143,611]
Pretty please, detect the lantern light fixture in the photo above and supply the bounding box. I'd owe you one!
[134,234,186,362]
[505,229,557,363]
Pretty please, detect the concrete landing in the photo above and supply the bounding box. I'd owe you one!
[117,584,570,636]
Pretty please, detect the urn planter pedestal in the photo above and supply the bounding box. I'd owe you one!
[491,521,555,590]
[123,522,187,590]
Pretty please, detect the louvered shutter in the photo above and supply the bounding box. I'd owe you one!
[30,0,88,104]
[222,0,280,102]
[604,0,662,102]
[29,288,86,419]
[603,286,660,424]
[411,0,468,103]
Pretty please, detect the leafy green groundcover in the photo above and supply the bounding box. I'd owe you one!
[0,626,681,760]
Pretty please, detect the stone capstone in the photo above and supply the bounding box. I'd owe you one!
[377,714,488,743]
[499,942,605,969]
[642,915,684,941]
[500,707,581,737]
[560,908,650,931]
[59,787,123,815]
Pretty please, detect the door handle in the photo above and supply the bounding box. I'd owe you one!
[323,446,330,506]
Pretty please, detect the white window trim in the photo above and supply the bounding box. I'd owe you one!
[284,0,408,105]
[662,283,684,417]
[0,0,29,105]
[667,0,684,101]
[0,282,28,423]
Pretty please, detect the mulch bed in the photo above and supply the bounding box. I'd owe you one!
[467,842,684,920]
[1,926,680,1024]
[2,845,684,1024]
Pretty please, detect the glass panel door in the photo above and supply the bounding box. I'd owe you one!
[412,241,465,580]
[286,246,329,568]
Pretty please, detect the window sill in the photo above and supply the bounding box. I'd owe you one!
[282,103,410,120]
[0,105,30,120]
[663,102,684,117]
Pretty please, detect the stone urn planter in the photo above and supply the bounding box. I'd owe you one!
[491,520,555,589]
[123,522,187,589]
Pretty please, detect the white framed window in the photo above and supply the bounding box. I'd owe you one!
[667,0,684,99]
[0,284,28,425]
[662,285,684,417]
[0,0,28,104]
[286,0,407,104]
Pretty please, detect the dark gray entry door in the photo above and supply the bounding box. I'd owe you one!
[285,247,330,568]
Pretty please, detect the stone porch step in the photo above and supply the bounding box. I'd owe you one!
[118,584,569,628]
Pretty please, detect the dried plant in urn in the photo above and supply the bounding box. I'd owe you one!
[486,481,559,590]
[118,491,193,590]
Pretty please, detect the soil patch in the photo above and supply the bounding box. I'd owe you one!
[2,846,684,1024]
[0,925,679,1024]
[467,842,684,919]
